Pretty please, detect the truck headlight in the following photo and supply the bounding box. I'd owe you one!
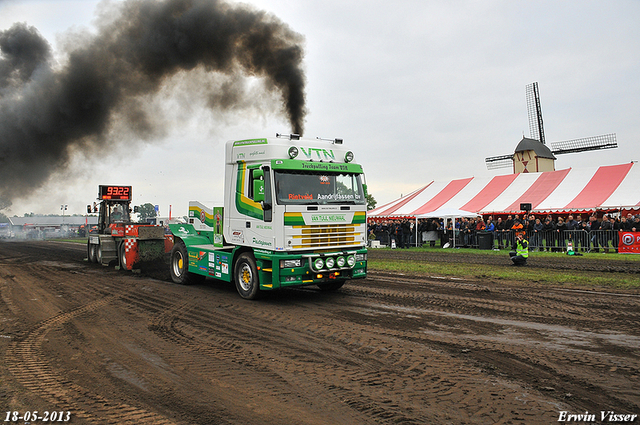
[288,146,299,159]
[325,257,335,268]
[313,258,324,271]
[344,151,354,163]
[355,253,367,261]
[336,256,346,267]
[346,255,356,267]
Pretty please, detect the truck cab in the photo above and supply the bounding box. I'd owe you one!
[169,134,368,299]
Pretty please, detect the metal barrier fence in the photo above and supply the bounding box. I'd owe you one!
[370,229,623,252]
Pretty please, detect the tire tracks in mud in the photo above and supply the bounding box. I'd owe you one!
[2,259,177,424]
[5,296,175,424]
[2,241,639,424]
[115,284,567,424]
[349,272,640,414]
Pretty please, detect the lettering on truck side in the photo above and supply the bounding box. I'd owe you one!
[311,215,347,222]
[252,238,272,247]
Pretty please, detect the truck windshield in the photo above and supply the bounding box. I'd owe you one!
[274,170,366,205]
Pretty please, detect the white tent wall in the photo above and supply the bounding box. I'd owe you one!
[395,180,450,216]
[534,167,594,211]
[437,176,491,211]
[480,173,542,213]
[601,162,640,210]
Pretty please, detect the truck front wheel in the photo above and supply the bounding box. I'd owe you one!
[234,253,261,300]
[170,240,205,285]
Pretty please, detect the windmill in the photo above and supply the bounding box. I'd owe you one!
[485,82,618,172]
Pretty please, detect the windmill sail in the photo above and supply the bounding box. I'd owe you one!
[526,82,545,144]
[484,154,513,170]
[485,82,618,171]
[550,133,617,155]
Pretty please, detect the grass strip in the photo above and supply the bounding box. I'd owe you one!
[369,258,640,290]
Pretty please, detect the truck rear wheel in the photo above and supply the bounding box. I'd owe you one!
[170,240,205,285]
[234,253,261,300]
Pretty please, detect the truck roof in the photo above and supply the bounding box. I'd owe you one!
[226,136,361,169]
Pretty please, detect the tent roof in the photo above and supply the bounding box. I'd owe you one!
[368,162,640,217]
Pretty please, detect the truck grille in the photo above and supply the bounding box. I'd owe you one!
[291,224,364,249]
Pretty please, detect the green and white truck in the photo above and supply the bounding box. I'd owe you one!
[168,134,368,299]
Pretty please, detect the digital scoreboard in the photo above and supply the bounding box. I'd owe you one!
[99,185,132,201]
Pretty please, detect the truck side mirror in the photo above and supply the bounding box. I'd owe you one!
[253,180,265,202]
[87,205,91,214]
[253,168,265,202]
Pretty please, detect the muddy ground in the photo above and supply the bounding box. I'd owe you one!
[0,240,638,424]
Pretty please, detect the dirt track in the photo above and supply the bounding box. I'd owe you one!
[1,240,639,424]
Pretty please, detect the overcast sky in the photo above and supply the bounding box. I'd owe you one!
[1,0,638,218]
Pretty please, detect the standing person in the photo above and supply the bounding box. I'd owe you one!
[504,214,514,248]
[622,214,634,231]
[565,214,578,250]
[611,215,621,253]
[389,220,398,248]
[401,219,412,248]
[511,215,524,236]
[555,217,567,251]
[495,217,505,248]
[589,215,600,252]
[575,214,587,250]
[418,219,428,246]
[620,215,631,232]
[566,215,578,230]
[428,218,439,247]
[542,217,555,251]
[461,218,471,247]
[526,215,536,239]
[633,215,640,232]
[532,218,544,251]
[509,233,529,266]
[600,214,612,252]
[484,218,496,249]
[577,219,590,251]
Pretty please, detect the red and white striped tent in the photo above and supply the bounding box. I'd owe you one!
[369,162,640,218]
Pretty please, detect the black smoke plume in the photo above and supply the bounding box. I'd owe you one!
[0,0,306,203]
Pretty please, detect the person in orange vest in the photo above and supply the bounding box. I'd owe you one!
[511,215,525,237]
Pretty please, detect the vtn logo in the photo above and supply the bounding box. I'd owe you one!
[300,147,335,160]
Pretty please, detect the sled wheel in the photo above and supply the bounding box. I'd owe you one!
[119,242,128,270]
[87,241,98,263]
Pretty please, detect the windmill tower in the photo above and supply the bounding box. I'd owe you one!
[485,82,618,173]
